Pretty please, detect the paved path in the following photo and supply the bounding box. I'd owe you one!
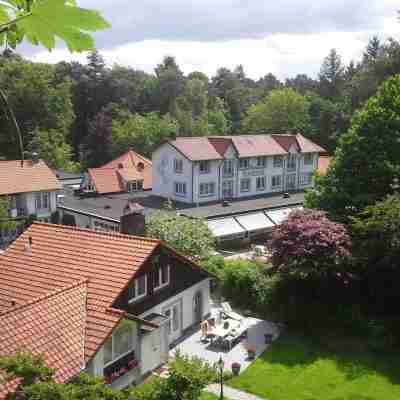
[206,383,264,400]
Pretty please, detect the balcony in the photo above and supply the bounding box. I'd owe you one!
[103,350,138,384]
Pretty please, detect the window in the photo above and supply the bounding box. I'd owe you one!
[239,158,250,169]
[256,157,266,168]
[223,160,234,176]
[103,320,135,366]
[153,264,170,290]
[240,178,251,192]
[271,175,282,188]
[35,192,50,210]
[273,156,283,168]
[256,176,266,191]
[174,182,187,197]
[287,154,297,171]
[93,220,119,232]
[300,172,313,185]
[304,153,314,165]
[128,274,147,303]
[199,160,210,174]
[127,180,143,192]
[174,159,183,174]
[199,182,215,197]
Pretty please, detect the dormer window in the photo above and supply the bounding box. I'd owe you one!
[127,180,143,192]
[128,274,147,303]
[153,264,170,291]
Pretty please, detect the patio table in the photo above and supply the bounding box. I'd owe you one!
[209,320,247,350]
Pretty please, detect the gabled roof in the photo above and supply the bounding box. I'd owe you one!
[0,280,87,397]
[166,134,325,161]
[0,222,160,361]
[88,150,152,194]
[0,160,62,196]
[168,137,223,161]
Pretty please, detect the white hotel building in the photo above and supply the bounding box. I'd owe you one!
[152,133,326,205]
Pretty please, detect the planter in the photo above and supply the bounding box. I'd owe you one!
[247,351,256,360]
[231,362,241,376]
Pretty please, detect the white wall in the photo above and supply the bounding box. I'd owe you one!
[152,143,194,203]
[25,191,58,218]
[192,160,221,204]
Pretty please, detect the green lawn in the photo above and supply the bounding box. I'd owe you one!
[228,335,400,400]
[200,393,220,400]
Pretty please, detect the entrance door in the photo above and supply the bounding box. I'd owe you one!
[285,174,296,190]
[164,302,181,344]
[222,180,234,199]
[193,291,203,324]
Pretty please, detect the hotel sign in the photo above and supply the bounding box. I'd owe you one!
[242,169,265,177]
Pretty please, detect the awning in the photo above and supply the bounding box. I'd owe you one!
[235,212,275,233]
[265,207,293,225]
[207,218,246,239]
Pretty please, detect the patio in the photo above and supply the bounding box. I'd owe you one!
[170,305,280,373]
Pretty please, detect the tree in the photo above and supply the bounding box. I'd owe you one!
[82,106,113,167]
[319,49,345,99]
[305,75,400,218]
[112,109,178,157]
[241,88,310,133]
[146,209,215,260]
[268,209,351,278]
[0,197,17,231]
[285,74,318,95]
[0,0,109,52]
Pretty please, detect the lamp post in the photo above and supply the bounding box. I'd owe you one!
[218,355,224,400]
[391,176,399,194]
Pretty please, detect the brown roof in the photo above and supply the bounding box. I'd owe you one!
[317,156,332,175]
[88,150,152,194]
[168,137,223,161]
[0,281,87,398]
[0,160,62,196]
[167,134,325,161]
[0,222,160,361]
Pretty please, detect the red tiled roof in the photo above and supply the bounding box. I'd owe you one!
[0,281,87,398]
[0,160,61,196]
[88,150,152,194]
[0,222,160,361]
[169,137,223,161]
[317,156,332,175]
[167,134,325,161]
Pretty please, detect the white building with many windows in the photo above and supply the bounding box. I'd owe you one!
[152,133,325,204]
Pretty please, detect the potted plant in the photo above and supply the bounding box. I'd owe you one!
[231,362,241,375]
[246,345,256,360]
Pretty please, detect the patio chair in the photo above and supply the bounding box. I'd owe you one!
[221,302,243,321]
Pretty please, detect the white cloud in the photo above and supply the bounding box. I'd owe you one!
[27,1,400,80]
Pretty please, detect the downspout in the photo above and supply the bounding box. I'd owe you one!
[191,162,194,204]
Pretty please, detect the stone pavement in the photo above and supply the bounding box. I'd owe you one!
[206,383,264,400]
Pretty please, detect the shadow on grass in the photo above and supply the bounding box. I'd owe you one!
[258,334,400,386]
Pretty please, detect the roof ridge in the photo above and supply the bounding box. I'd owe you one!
[0,279,88,317]
[129,150,152,165]
[30,221,161,244]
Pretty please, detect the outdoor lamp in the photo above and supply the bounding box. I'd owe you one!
[218,355,224,400]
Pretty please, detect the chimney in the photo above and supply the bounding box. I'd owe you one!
[24,236,33,255]
[120,201,145,236]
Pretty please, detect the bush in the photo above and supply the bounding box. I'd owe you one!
[61,213,76,226]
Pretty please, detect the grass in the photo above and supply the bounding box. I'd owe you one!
[228,334,400,400]
[200,392,220,400]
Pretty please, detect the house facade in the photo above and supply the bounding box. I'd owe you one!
[152,133,325,204]
[80,150,152,195]
[0,223,211,396]
[0,160,61,247]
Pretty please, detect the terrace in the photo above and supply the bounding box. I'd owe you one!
[170,303,280,373]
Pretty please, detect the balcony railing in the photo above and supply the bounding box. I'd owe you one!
[104,350,138,384]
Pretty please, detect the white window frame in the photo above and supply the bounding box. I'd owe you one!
[35,192,50,210]
[223,160,234,176]
[240,178,251,193]
[174,159,183,174]
[128,180,143,192]
[199,160,210,174]
[199,182,215,197]
[103,322,136,367]
[128,275,148,304]
[174,182,187,197]
[153,264,170,291]
[287,154,297,171]
[271,175,282,189]
[273,156,283,168]
[256,157,266,168]
[256,176,266,191]
[304,153,314,166]
[239,158,250,170]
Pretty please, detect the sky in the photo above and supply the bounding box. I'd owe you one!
[26,0,400,80]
